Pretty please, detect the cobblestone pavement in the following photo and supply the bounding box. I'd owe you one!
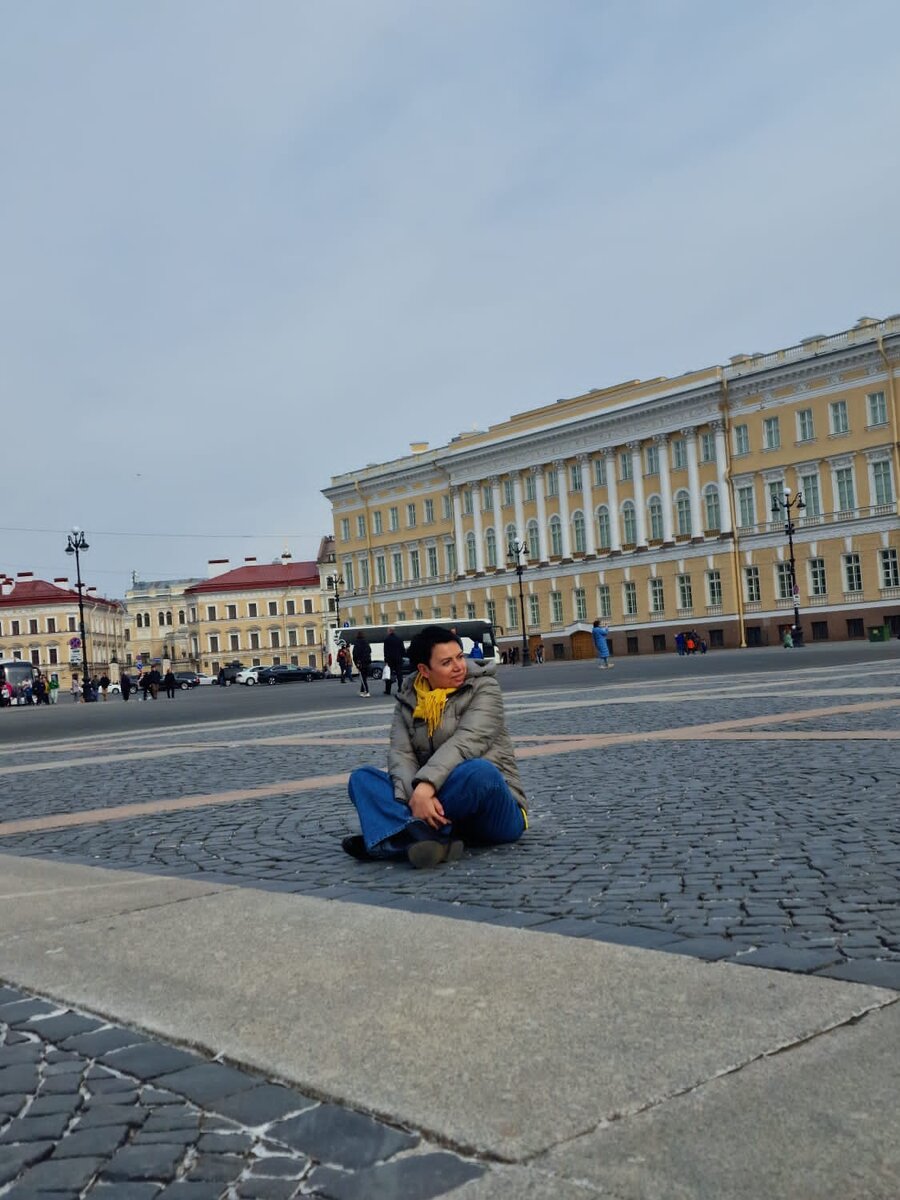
[2,655,899,1193]
[0,984,483,1199]
[1,658,899,993]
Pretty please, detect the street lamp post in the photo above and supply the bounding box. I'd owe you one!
[507,538,530,666]
[771,486,805,646]
[327,574,344,629]
[65,528,90,694]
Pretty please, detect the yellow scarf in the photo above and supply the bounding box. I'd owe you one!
[413,675,457,738]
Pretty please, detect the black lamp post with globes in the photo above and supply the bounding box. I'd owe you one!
[64,527,91,696]
[771,485,805,646]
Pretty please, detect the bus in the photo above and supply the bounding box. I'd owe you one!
[323,619,498,677]
[0,660,35,706]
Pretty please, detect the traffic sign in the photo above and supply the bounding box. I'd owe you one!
[69,637,81,649]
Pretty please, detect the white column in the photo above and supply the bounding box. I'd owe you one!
[604,451,621,552]
[532,466,550,562]
[655,435,674,543]
[628,441,647,547]
[472,482,485,573]
[490,476,503,535]
[682,427,703,538]
[712,420,732,535]
[579,454,596,556]
[450,487,465,577]
[512,471,526,551]
[555,460,572,558]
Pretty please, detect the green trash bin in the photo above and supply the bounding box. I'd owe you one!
[867,625,889,642]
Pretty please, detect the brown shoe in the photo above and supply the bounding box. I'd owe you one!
[407,839,465,869]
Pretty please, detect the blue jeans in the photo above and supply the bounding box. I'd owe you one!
[348,759,526,858]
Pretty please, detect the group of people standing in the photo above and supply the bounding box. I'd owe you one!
[337,627,407,698]
[0,673,60,706]
[675,631,707,656]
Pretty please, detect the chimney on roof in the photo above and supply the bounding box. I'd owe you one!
[17,571,34,579]
[54,577,68,584]
[409,441,429,453]
[281,550,292,563]
[0,579,11,597]
[208,558,229,578]
[243,556,257,564]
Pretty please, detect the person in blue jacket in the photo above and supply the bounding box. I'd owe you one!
[592,620,614,669]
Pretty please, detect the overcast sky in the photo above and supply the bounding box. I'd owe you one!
[3,0,900,598]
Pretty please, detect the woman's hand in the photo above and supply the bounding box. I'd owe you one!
[409,782,448,830]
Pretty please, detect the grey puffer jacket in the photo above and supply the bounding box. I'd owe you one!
[388,660,526,808]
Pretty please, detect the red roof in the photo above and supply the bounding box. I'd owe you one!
[185,562,320,595]
[0,579,121,611]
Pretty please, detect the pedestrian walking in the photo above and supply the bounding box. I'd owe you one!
[139,672,150,701]
[783,628,794,649]
[48,676,59,704]
[383,626,405,695]
[534,643,544,664]
[353,631,372,697]
[592,620,614,669]
[163,669,177,698]
[120,672,132,701]
[341,625,528,868]
[147,667,161,700]
[99,673,110,701]
[71,676,81,702]
[675,632,685,656]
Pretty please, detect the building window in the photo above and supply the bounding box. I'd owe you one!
[270,630,281,648]
[644,444,659,475]
[598,584,611,617]
[407,503,417,528]
[48,647,58,665]
[573,511,586,553]
[649,577,664,613]
[46,617,56,633]
[569,463,582,492]
[775,562,794,600]
[463,490,473,515]
[675,491,692,536]
[844,549,868,592]
[525,473,536,502]
[68,616,77,632]
[619,453,632,482]
[229,633,240,651]
[526,520,540,560]
[574,587,587,620]
[700,432,715,462]
[593,458,606,487]
[797,409,815,442]
[340,518,350,541]
[623,581,637,616]
[528,594,540,626]
[157,611,166,627]
[744,565,761,602]
[677,574,693,609]
[208,635,219,653]
[409,550,420,581]
[763,416,780,449]
[503,478,514,506]
[389,506,399,531]
[829,400,849,435]
[250,632,260,650]
[30,649,40,666]
[737,485,755,527]
[344,561,355,590]
[28,618,38,635]
[597,506,611,550]
[648,497,663,540]
[464,602,475,620]
[734,424,749,455]
[224,604,236,621]
[359,558,370,588]
[357,514,366,538]
[811,621,829,642]
[546,468,559,498]
[672,439,687,469]
[847,617,865,638]
[872,460,894,506]
[374,555,386,586]
[835,467,855,512]
[485,599,496,625]
[441,494,452,520]
[206,605,217,621]
[446,543,457,575]
[372,510,383,535]
[809,558,827,596]
[767,479,785,515]
[549,516,563,556]
[481,485,493,511]
[707,570,722,605]
[622,501,636,544]
[704,486,720,531]
[880,548,900,588]
[483,528,496,568]
[867,391,887,427]
[800,473,821,517]
[466,533,477,571]
[392,552,403,584]
[550,591,564,623]
[267,601,277,616]
[507,597,519,629]
[427,546,439,577]
[424,498,434,523]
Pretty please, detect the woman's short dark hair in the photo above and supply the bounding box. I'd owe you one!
[408,625,462,667]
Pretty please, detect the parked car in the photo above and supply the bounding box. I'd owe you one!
[196,674,216,686]
[217,662,244,685]
[257,665,326,685]
[236,666,263,686]
[171,672,200,690]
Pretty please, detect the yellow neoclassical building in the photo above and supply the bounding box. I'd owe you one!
[123,577,203,671]
[323,316,900,656]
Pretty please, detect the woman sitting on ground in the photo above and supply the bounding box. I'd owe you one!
[342,625,528,868]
